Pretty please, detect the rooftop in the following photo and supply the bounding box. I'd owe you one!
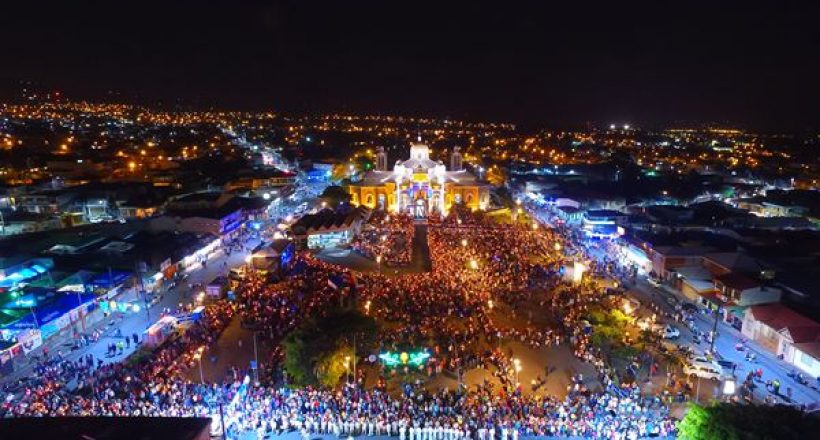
[749,303,820,344]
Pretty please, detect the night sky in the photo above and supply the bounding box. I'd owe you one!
[2,1,819,129]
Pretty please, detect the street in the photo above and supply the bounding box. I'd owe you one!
[520,195,820,409]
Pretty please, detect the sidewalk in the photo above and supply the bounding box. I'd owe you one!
[645,281,820,406]
[2,234,262,386]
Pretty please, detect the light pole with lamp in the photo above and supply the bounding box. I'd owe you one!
[513,358,522,386]
[253,331,260,384]
[194,346,206,383]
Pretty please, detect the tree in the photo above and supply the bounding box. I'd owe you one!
[319,185,352,207]
[587,307,633,349]
[331,163,350,182]
[282,308,378,387]
[678,402,820,440]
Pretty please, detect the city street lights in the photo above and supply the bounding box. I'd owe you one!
[513,358,522,385]
[554,242,562,252]
[722,378,736,402]
[461,239,468,247]
[469,259,478,270]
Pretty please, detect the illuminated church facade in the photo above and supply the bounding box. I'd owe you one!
[347,142,490,218]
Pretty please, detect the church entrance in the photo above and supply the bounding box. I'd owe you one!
[414,198,427,218]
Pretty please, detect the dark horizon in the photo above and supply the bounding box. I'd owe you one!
[2,1,819,131]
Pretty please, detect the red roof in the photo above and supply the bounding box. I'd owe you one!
[715,273,760,291]
[749,304,820,344]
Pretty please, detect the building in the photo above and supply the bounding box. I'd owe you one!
[152,192,254,239]
[742,304,820,377]
[346,143,490,218]
[290,207,370,249]
[0,211,62,236]
[582,210,626,239]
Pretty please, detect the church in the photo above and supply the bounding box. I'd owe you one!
[346,141,490,218]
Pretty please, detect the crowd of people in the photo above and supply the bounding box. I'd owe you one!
[352,211,415,265]
[1,206,679,439]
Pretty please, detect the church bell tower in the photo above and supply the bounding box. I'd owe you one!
[450,146,463,171]
[375,146,388,171]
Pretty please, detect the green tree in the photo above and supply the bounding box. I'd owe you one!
[282,308,377,387]
[678,403,820,440]
[587,307,633,349]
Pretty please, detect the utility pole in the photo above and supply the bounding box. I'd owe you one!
[352,333,357,384]
[253,331,259,384]
[709,305,721,354]
[219,400,227,440]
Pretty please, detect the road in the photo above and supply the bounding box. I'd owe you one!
[1,233,260,388]
[519,194,820,408]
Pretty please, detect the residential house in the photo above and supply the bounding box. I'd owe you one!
[742,304,820,377]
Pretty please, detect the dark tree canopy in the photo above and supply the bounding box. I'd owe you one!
[678,402,820,440]
[282,308,377,387]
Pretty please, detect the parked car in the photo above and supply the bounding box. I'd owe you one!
[684,362,725,381]
[662,325,681,340]
[647,278,662,288]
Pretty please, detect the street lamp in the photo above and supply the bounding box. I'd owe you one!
[554,242,562,252]
[194,346,206,383]
[461,239,468,247]
[722,378,736,401]
[469,259,478,270]
[513,358,522,385]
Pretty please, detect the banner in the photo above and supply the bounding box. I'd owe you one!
[17,329,43,355]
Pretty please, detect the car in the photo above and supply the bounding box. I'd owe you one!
[681,303,699,313]
[684,362,725,381]
[662,325,681,339]
[647,278,662,288]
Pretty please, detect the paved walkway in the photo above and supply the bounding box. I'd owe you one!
[315,224,432,275]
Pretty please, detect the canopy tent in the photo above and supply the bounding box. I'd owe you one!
[0,264,50,289]
[56,270,98,292]
[2,292,96,331]
[0,308,29,328]
[89,270,132,289]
